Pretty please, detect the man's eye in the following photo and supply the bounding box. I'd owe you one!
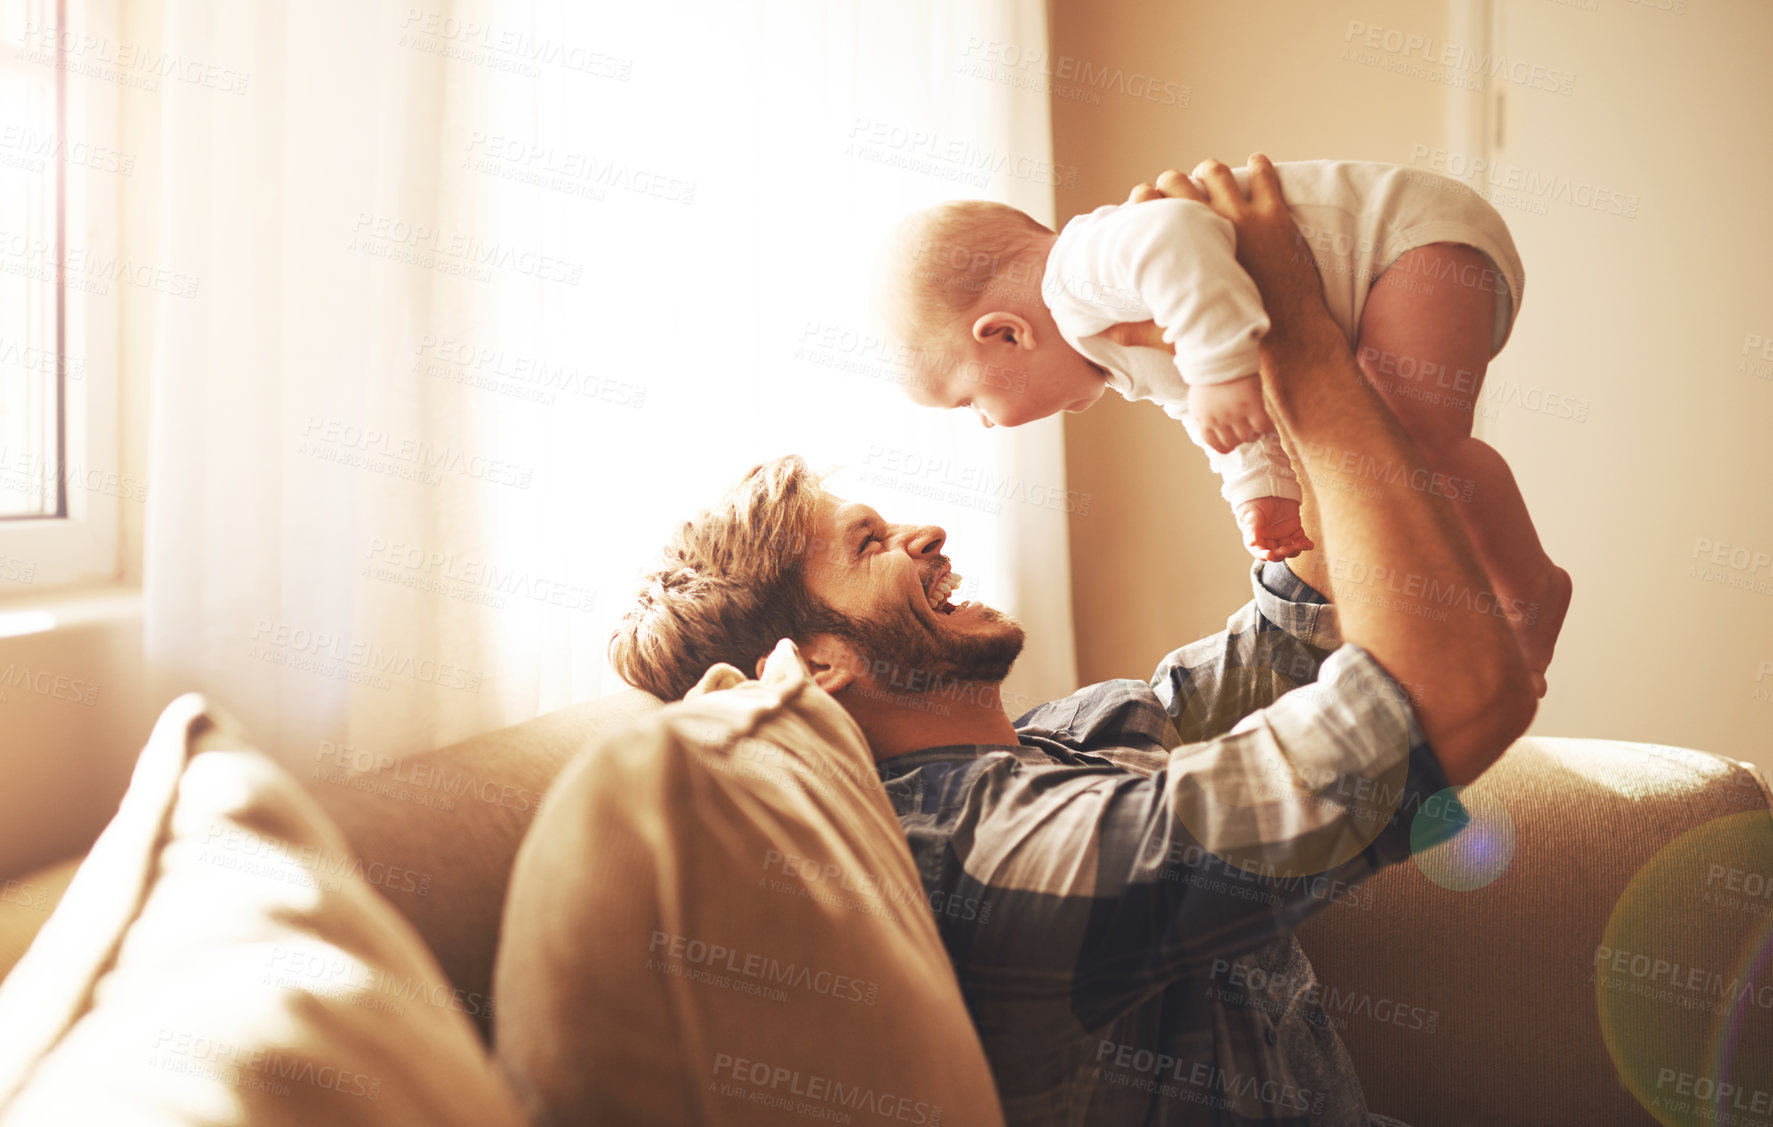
[858,532,879,555]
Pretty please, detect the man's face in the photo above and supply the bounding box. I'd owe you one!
[801,492,1025,691]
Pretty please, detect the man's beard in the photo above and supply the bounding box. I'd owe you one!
[828,600,1025,699]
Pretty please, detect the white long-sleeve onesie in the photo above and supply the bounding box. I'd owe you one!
[1040,159,1525,507]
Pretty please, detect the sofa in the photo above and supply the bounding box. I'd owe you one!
[1,657,1769,1125]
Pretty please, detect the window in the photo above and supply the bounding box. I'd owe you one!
[0,0,120,589]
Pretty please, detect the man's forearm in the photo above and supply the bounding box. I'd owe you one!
[1263,317,1534,782]
[1133,155,1533,781]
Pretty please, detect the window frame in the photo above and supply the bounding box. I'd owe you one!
[0,0,121,592]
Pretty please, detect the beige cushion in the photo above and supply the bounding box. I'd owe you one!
[308,688,662,1037]
[0,694,526,1127]
[494,639,1006,1127]
[1297,737,1773,1127]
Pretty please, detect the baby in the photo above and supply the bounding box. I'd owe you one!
[873,157,1570,689]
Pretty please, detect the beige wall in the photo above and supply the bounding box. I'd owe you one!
[1052,0,1457,672]
[1052,0,1773,767]
[1475,0,1773,763]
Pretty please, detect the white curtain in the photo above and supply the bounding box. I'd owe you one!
[141,0,1077,763]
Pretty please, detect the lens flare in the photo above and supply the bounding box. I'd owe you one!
[1410,785,1512,891]
[1596,811,1773,1126]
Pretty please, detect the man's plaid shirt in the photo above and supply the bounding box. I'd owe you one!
[876,562,1461,1126]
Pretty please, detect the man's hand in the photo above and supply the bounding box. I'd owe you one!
[1099,319,1172,354]
[1235,496,1314,563]
[1128,156,1328,353]
[1187,374,1271,454]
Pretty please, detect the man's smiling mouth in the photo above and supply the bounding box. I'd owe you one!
[920,567,966,615]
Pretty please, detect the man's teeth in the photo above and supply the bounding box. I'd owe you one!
[926,572,962,610]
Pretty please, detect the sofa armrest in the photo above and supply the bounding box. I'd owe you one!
[1297,737,1773,1127]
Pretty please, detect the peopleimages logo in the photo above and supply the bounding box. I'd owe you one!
[646,930,881,1005]
[248,618,484,693]
[1653,1071,1771,1120]
[151,1029,380,1101]
[709,1053,942,1125]
[396,7,633,81]
[0,125,135,175]
[1741,332,1773,381]
[862,445,1092,516]
[314,740,538,812]
[957,38,1191,109]
[0,664,98,706]
[1407,145,1639,219]
[1591,944,1773,1014]
[360,538,595,613]
[463,133,695,205]
[1093,1040,1325,1115]
[348,214,584,285]
[18,21,251,94]
[1341,21,1576,96]
[0,228,200,298]
[845,116,1079,190]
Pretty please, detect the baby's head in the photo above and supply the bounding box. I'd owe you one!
[872,201,1106,428]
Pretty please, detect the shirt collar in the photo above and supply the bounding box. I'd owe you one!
[1251,560,1341,649]
[875,742,1044,778]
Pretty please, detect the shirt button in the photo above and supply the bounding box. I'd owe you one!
[1265,1023,1278,1047]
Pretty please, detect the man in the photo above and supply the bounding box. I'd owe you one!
[609,156,1537,1125]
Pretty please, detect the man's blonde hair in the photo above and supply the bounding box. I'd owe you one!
[609,455,851,701]
[873,200,1053,349]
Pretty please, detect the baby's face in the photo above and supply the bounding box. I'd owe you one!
[908,316,1109,428]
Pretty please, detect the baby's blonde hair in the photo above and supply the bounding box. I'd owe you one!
[872,201,1053,352]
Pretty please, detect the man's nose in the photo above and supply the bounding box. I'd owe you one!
[903,525,946,558]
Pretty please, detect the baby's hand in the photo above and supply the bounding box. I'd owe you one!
[1187,374,1272,454]
[1235,496,1314,562]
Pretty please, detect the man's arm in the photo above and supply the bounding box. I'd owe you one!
[932,645,1452,1018]
[1144,156,1535,783]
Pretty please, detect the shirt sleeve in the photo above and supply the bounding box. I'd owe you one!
[1082,199,1271,386]
[949,645,1459,1018]
[1168,404,1302,505]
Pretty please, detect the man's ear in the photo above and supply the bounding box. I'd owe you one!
[971,310,1035,349]
[790,634,862,695]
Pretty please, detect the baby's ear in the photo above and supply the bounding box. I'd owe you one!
[971,310,1033,347]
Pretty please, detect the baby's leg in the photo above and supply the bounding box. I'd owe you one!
[1355,243,1570,693]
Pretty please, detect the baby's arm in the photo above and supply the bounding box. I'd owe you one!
[1095,199,1280,452]
[1168,405,1313,562]
[1097,327,1273,454]
[1188,376,1271,455]
[1115,199,1271,376]
[1068,198,1272,386]
[1083,201,1305,559]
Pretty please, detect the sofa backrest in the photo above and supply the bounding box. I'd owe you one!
[308,688,663,1037]
[316,690,1773,1127]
